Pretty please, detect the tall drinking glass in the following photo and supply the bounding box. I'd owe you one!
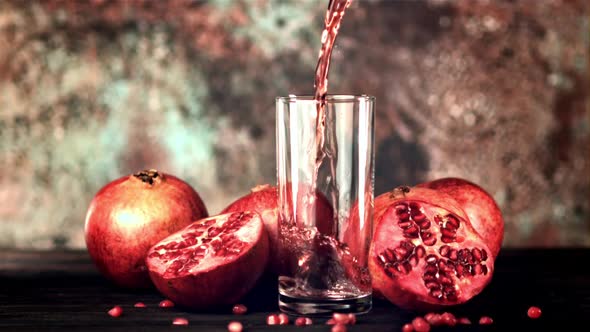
[276,95,375,316]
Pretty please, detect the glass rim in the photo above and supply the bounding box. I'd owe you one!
[276,94,375,103]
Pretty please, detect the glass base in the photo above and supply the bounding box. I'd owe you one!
[278,293,372,317]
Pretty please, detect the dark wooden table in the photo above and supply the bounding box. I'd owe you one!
[0,249,588,331]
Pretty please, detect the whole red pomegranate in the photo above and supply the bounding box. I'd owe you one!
[417,178,504,257]
[146,211,269,309]
[221,183,333,274]
[369,186,495,310]
[84,169,208,288]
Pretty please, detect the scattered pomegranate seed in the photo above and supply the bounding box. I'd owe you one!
[440,312,457,326]
[328,312,356,325]
[107,305,123,317]
[528,306,542,319]
[266,314,279,325]
[278,313,290,325]
[424,313,442,326]
[412,317,431,332]
[423,313,436,320]
[331,323,347,332]
[172,317,189,326]
[458,317,472,324]
[402,323,414,332]
[232,304,248,315]
[347,313,357,325]
[159,299,175,308]
[295,317,313,326]
[295,317,305,326]
[227,321,243,332]
[479,316,494,325]
[333,313,350,324]
[134,302,146,308]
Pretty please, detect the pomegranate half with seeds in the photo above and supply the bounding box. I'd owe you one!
[146,211,269,309]
[417,178,504,257]
[369,186,495,310]
[85,169,208,288]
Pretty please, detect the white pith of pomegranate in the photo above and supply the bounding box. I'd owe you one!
[369,187,494,310]
[146,211,268,309]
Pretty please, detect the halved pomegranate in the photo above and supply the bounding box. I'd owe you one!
[146,212,268,309]
[222,183,333,274]
[369,187,495,310]
[417,178,504,257]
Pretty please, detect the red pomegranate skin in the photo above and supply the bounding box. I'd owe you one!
[369,186,495,310]
[146,212,269,309]
[84,169,208,288]
[417,178,504,257]
[221,183,333,274]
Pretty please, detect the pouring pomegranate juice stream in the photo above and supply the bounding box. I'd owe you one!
[311,0,353,230]
[278,0,371,310]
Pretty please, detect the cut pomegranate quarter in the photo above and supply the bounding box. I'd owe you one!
[146,212,269,309]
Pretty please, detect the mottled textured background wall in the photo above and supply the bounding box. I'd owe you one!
[0,0,588,249]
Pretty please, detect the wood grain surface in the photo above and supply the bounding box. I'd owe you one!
[0,249,587,331]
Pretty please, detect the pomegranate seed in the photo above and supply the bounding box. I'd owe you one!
[333,313,350,324]
[458,317,472,324]
[331,323,347,332]
[172,317,189,326]
[232,304,247,315]
[159,299,175,308]
[107,305,123,317]
[412,317,431,332]
[479,316,493,325]
[440,312,456,326]
[424,313,442,326]
[402,323,414,332]
[528,306,542,319]
[295,317,313,326]
[347,313,357,325]
[134,302,146,308]
[227,321,243,332]
[266,314,279,325]
[295,317,305,326]
[278,313,290,325]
